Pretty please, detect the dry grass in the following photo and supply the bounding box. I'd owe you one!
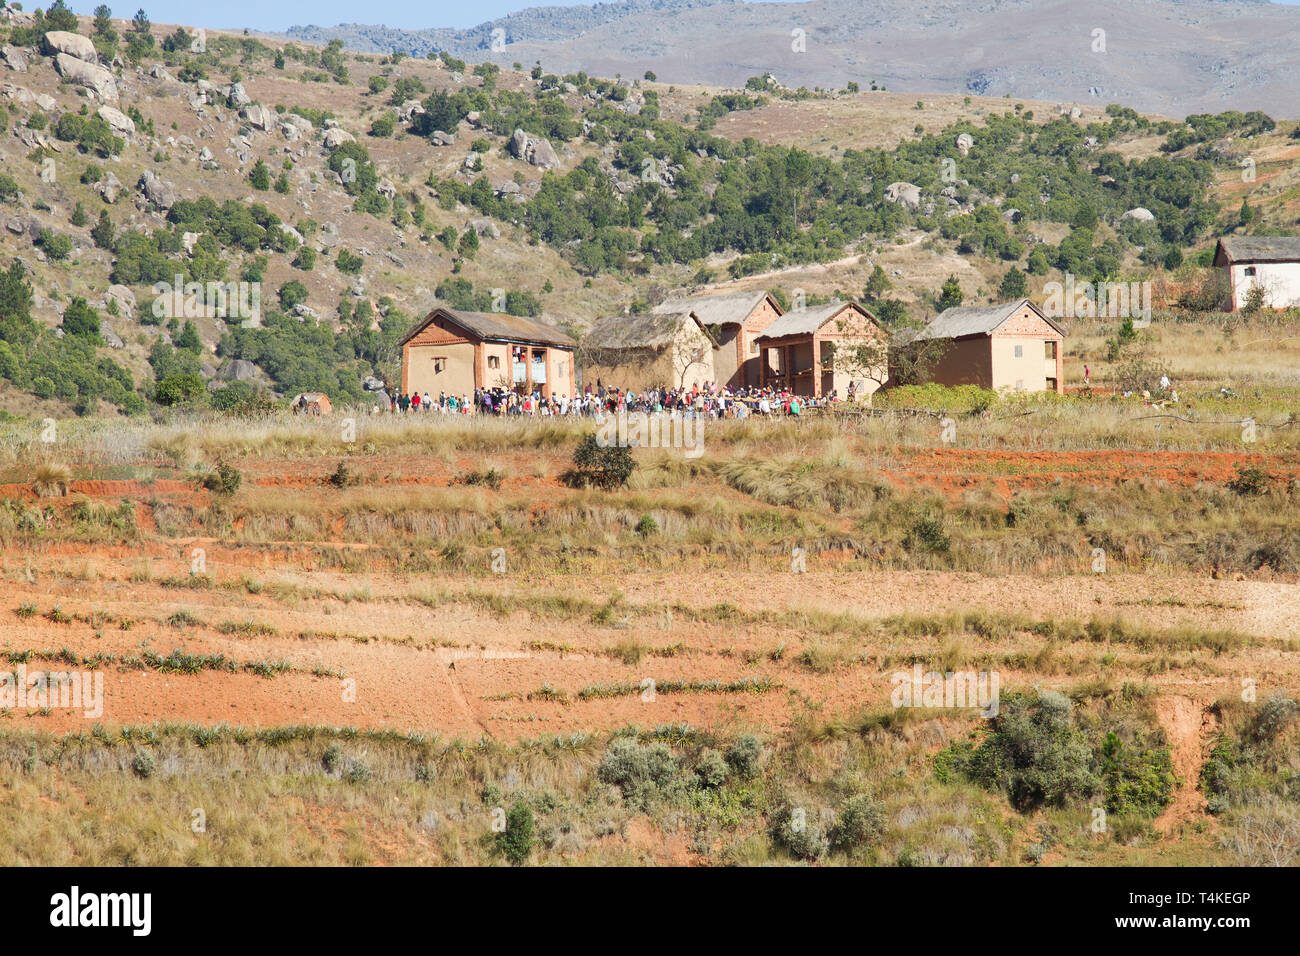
[31,464,70,498]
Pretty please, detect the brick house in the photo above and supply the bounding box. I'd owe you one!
[755,300,885,398]
[909,299,1066,394]
[399,307,577,399]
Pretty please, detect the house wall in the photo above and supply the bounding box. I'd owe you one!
[671,320,715,390]
[405,341,477,397]
[1225,261,1300,311]
[736,297,783,389]
[710,325,740,387]
[580,324,713,393]
[990,307,1065,394]
[926,337,994,389]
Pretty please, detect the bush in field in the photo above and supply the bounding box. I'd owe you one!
[960,691,1100,811]
[769,802,828,861]
[598,737,677,808]
[725,734,763,778]
[1099,731,1176,817]
[561,433,636,489]
[1252,695,1299,742]
[497,802,536,865]
[694,748,730,789]
[829,794,886,852]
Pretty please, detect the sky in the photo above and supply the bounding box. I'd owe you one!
[64,0,1300,35]
[65,0,791,33]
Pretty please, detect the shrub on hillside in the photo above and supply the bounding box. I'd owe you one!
[561,434,636,490]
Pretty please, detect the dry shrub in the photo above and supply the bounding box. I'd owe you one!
[32,464,71,497]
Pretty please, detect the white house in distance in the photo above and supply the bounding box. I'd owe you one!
[1213,237,1300,311]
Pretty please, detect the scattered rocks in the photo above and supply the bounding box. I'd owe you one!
[429,129,455,146]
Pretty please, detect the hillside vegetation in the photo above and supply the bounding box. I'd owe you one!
[0,3,1296,419]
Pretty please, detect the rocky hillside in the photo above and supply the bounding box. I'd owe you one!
[0,2,1296,420]
[284,0,1300,119]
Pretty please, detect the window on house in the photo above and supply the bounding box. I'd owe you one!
[750,341,759,354]
[433,357,447,373]
[557,361,567,378]
[488,356,500,369]
[1045,341,1057,359]
[1014,344,1023,358]
[1244,266,1257,276]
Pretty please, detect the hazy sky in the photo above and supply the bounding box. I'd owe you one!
[65,0,1300,34]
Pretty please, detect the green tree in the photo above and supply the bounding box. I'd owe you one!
[936,274,964,312]
[61,297,101,340]
[998,266,1027,299]
[249,159,271,191]
[496,802,536,865]
[278,280,308,310]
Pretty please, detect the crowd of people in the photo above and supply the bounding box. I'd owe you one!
[381,381,848,418]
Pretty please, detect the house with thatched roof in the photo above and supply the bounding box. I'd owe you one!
[754,300,885,399]
[907,299,1065,394]
[581,311,715,391]
[652,290,783,388]
[399,307,577,399]
[1213,237,1300,311]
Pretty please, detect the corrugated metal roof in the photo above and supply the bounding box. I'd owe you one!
[583,311,698,350]
[652,290,773,327]
[400,307,576,348]
[914,299,1065,340]
[1214,236,1300,265]
[757,301,864,339]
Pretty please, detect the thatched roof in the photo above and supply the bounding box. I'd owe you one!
[652,290,777,327]
[1213,236,1300,265]
[399,307,576,349]
[583,311,702,351]
[913,299,1064,341]
[757,301,875,339]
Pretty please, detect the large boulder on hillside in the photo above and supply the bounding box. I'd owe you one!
[240,104,272,130]
[137,169,177,211]
[322,127,354,148]
[44,31,96,62]
[508,128,560,169]
[105,284,136,317]
[100,322,124,348]
[885,181,922,208]
[1121,207,1155,221]
[2,45,28,72]
[54,52,117,102]
[225,81,251,107]
[97,104,135,137]
[219,359,260,382]
[96,170,122,203]
[468,217,500,238]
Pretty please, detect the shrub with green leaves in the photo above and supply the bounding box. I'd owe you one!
[562,433,636,489]
[497,802,536,865]
[598,737,678,808]
[957,690,1100,811]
